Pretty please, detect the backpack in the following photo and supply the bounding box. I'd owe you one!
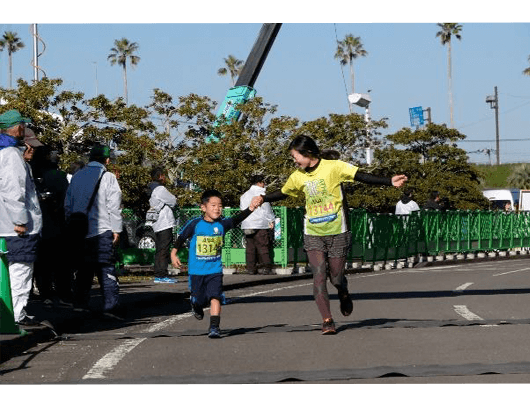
[67,171,104,240]
[146,205,164,223]
[146,183,165,223]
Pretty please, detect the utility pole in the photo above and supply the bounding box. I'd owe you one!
[486,86,500,165]
[32,24,39,82]
[31,23,46,82]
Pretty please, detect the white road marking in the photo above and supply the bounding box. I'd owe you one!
[83,312,194,379]
[453,304,497,328]
[454,305,483,321]
[454,282,474,293]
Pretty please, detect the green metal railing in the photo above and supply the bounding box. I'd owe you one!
[118,208,530,268]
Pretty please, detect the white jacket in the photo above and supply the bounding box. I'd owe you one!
[395,200,420,215]
[0,146,42,237]
[64,162,122,238]
[240,184,275,230]
[149,183,176,233]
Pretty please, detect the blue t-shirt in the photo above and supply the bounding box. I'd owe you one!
[175,216,237,276]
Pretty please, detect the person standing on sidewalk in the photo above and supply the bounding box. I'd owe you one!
[147,166,178,284]
[240,174,276,275]
[64,144,123,319]
[0,110,43,326]
[251,135,407,335]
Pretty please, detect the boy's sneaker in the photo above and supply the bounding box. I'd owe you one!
[154,277,178,284]
[321,318,336,335]
[208,326,221,338]
[191,303,204,320]
[339,291,353,316]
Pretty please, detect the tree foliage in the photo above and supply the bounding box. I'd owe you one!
[0,78,489,217]
[374,123,489,211]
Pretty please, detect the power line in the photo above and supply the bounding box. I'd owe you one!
[458,138,530,142]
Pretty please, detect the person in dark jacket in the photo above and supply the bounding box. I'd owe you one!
[423,190,442,210]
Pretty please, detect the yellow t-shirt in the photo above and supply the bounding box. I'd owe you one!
[281,159,359,236]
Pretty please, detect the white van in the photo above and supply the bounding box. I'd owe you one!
[482,189,519,210]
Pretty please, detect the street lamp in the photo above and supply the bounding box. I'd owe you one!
[486,86,500,165]
[348,92,373,164]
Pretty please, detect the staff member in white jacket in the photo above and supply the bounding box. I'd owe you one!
[148,167,177,283]
[240,175,276,275]
[0,110,43,326]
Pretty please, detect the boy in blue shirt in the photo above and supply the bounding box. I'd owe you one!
[170,189,255,338]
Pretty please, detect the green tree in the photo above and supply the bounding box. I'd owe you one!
[0,78,164,213]
[0,76,491,215]
[175,94,296,206]
[374,123,488,211]
[107,38,140,104]
[334,34,368,95]
[436,23,463,129]
[217,55,244,86]
[0,31,25,89]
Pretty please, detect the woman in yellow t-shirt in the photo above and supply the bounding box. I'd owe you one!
[251,135,407,335]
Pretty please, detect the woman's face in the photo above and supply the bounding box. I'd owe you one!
[290,149,312,169]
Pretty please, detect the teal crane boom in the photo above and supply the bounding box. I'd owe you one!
[206,23,282,143]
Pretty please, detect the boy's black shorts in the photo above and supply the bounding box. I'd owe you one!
[189,273,223,307]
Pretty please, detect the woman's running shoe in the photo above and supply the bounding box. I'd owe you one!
[321,318,336,335]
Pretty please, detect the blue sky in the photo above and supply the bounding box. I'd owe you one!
[1,2,530,164]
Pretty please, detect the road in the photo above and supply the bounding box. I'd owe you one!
[3,258,530,387]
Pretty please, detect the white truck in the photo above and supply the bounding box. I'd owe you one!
[482,189,520,211]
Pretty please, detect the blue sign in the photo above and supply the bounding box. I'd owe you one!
[409,106,424,127]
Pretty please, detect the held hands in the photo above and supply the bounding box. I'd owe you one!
[391,174,408,188]
[250,195,264,211]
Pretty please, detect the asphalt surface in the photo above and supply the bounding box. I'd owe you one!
[0,268,313,364]
[2,252,529,365]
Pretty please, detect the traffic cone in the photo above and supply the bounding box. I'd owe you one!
[0,238,20,334]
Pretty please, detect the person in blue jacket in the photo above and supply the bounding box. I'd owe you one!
[170,189,254,338]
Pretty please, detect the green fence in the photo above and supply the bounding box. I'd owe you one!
[118,208,530,268]
[347,209,530,262]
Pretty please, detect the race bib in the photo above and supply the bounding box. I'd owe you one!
[196,235,223,260]
[305,179,337,224]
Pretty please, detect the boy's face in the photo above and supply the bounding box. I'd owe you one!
[201,196,223,221]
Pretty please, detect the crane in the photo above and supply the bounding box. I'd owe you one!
[206,23,282,143]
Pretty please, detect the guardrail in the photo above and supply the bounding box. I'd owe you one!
[117,209,530,268]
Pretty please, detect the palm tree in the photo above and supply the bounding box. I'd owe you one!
[107,38,140,104]
[0,31,25,89]
[217,55,244,86]
[334,34,368,95]
[436,23,463,128]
